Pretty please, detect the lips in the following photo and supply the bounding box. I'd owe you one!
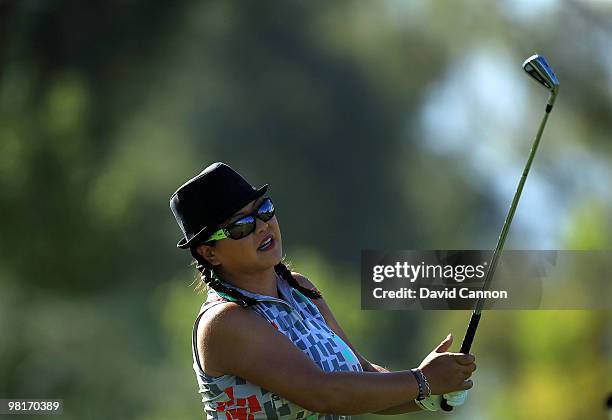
[258,234,274,251]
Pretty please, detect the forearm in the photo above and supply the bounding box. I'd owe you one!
[319,370,419,415]
[362,360,423,414]
[373,401,422,415]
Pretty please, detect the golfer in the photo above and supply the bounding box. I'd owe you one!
[170,162,476,419]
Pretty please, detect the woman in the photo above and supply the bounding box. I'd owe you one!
[170,162,475,419]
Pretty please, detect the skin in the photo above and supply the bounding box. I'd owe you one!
[197,195,283,298]
[195,197,476,415]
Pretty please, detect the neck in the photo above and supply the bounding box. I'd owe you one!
[216,265,279,298]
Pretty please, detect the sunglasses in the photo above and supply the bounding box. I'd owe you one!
[206,197,275,242]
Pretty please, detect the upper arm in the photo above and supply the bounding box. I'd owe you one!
[198,303,330,412]
[291,273,385,373]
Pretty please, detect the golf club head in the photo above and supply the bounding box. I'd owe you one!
[522,54,559,93]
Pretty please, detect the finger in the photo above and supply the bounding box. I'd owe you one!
[434,333,453,353]
[453,353,475,365]
[461,379,474,390]
[460,363,477,376]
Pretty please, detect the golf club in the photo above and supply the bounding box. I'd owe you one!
[440,54,559,412]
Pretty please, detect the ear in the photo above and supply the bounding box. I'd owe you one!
[197,244,221,267]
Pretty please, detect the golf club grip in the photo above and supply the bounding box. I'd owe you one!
[440,313,481,412]
[460,312,481,354]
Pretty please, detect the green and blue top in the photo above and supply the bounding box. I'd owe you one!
[191,275,363,420]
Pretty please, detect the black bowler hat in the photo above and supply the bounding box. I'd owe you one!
[170,162,268,249]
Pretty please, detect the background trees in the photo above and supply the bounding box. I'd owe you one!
[1,1,610,418]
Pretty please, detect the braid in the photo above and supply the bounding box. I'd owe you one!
[275,262,322,300]
[189,248,321,305]
[189,247,258,308]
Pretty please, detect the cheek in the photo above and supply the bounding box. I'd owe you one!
[271,219,283,253]
[270,216,282,237]
[215,240,254,265]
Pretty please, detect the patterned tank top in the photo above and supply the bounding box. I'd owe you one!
[191,274,363,420]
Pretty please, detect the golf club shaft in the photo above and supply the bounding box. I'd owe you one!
[440,95,555,411]
[474,100,553,316]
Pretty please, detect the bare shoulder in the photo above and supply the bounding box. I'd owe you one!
[196,301,260,375]
[198,301,260,343]
[194,298,328,411]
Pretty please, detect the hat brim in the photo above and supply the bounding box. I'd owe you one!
[176,184,269,249]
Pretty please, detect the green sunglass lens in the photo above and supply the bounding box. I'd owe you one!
[220,198,275,240]
[226,216,256,239]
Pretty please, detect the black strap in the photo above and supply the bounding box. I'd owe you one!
[192,311,208,374]
[192,301,229,375]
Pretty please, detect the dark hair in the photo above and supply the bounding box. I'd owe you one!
[189,246,322,307]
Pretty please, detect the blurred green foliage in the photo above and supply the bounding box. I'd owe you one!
[0,1,610,419]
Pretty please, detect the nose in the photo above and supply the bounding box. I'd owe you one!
[255,217,269,234]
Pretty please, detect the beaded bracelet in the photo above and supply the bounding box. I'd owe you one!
[421,370,432,398]
[410,369,431,401]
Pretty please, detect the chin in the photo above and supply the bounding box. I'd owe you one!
[256,237,282,267]
[270,247,283,266]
